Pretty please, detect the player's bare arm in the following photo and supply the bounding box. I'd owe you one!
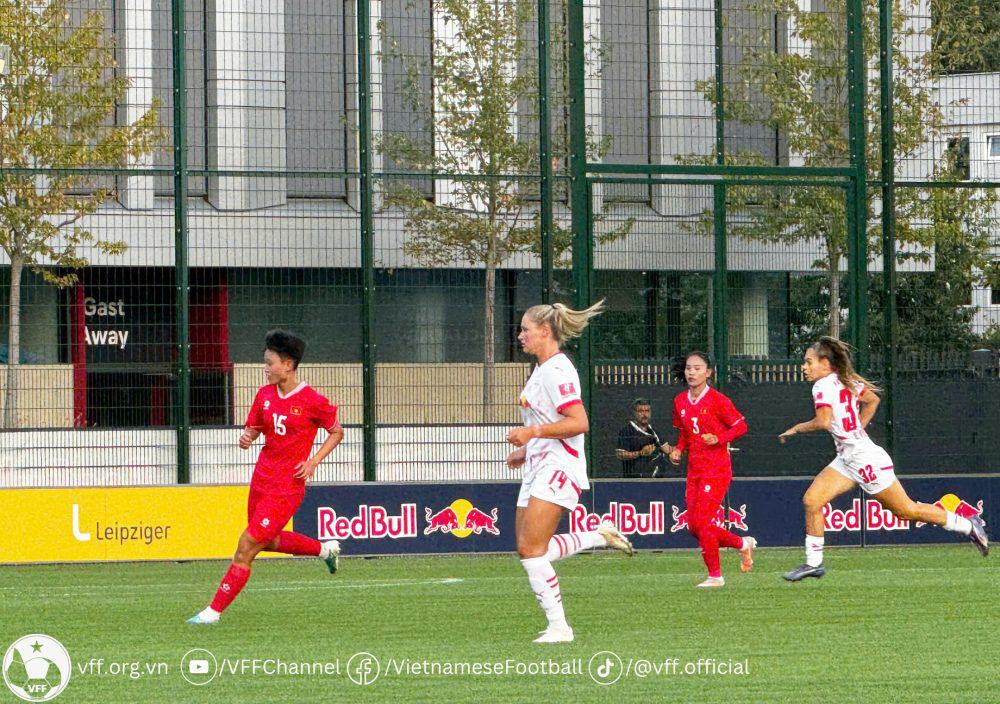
[857,388,880,429]
[294,425,345,480]
[239,427,262,449]
[506,446,527,469]
[506,404,589,447]
[779,405,832,443]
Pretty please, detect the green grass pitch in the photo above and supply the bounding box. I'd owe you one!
[1,545,996,703]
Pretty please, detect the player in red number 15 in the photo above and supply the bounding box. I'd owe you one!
[779,336,988,582]
[669,351,757,588]
[188,330,345,624]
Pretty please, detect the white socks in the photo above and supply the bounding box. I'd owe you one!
[547,531,607,562]
[805,536,825,567]
[520,556,569,630]
[944,511,973,535]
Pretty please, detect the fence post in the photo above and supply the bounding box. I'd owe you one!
[879,0,897,456]
[538,0,553,303]
[357,0,377,482]
[171,0,190,484]
[712,0,728,390]
[568,0,591,408]
[846,0,869,371]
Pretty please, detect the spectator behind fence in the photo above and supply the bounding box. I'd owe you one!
[615,398,672,478]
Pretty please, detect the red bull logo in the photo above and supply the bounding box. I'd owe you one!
[916,494,984,528]
[570,502,665,535]
[317,504,418,540]
[670,504,749,533]
[824,499,910,532]
[822,494,986,532]
[424,499,500,537]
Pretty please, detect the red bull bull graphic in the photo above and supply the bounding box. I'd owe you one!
[670,504,749,533]
[317,504,418,540]
[915,494,984,528]
[570,502,665,535]
[424,499,500,537]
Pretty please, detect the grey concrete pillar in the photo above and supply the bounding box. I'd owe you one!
[728,273,769,358]
[206,0,287,211]
[585,1,603,212]
[650,0,715,216]
[116,0,155,210]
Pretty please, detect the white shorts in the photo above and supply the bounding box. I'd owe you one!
[828,444,898,495]
[516,460,585,510]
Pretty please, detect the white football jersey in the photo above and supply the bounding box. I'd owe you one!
[518,353,589,488]
[812,373,873,455]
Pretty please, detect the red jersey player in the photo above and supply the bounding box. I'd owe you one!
[669,351,756,588]
[188,330,344,624]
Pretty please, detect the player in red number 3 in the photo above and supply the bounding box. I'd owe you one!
[779,336,988,581]
[669,351,757,588]
[188,330,345,623]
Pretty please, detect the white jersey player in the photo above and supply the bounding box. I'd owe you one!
[517,352,589,509]
[505,301,634,644]
[779,336,988,582]
[810,372,895,494]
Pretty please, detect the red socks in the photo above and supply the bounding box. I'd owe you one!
[275,531,322,557]
[210,563,251,613]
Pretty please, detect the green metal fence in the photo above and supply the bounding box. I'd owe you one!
[0,0,997,486]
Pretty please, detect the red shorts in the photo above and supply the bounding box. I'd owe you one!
[246,489,301,544]
[684,474,731,533]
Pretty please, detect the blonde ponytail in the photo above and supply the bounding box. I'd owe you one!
[525,299,605,346]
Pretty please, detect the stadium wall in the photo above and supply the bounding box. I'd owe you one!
[1,478,994,563]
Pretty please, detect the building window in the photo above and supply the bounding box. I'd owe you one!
[946,136,971,180]
[988,135,1000,160]
[992,287,1000,306]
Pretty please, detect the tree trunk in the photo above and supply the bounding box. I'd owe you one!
[4,255,23,429]
[483,238,497,423]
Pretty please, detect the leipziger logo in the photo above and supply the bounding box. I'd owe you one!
[3,634,72,701]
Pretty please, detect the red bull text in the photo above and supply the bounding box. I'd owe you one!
[569,502,665,535]
[317,504,418,540]
[825,497,985,532]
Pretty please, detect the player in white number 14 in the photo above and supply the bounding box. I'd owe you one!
[779,336,989,581]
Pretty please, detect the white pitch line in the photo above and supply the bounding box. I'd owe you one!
[0,577,465,597]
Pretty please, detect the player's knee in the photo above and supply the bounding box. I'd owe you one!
[517,537,546,560]
[803,492,824,513]
[890,502,919,521]
[235,535,263,565]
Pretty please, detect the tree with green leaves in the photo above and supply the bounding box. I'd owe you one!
[380,0,631,419]
[931,0,1000,75]
[0,0,161,427]
[683,0,996,343]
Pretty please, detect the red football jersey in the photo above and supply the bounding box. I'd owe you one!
[672,386,747,478]
[245,382,340,496]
